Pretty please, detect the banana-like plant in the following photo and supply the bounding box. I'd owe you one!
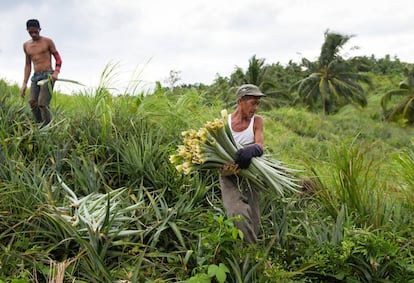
[381,64,414,123]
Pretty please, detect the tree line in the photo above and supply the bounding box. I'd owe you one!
[172,30,413,123]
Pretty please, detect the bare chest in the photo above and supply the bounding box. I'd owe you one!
[26,40,51,59]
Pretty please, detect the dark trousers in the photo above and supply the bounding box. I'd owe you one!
[29,70,54,125]
[219,174,260,243]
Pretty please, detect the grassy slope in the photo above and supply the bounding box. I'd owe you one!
[2,77,414,282]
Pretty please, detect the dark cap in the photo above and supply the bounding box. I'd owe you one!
[236,84,265,99]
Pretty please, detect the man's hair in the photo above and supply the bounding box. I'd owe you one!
[26,19,40,29]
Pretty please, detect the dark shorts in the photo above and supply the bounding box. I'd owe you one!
[31,70,54,84]
[30,70,54,105]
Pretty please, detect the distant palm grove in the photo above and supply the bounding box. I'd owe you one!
[1,30,414,282]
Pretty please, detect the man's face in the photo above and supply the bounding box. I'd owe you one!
[27,27,41,40]
[239,96,261,117]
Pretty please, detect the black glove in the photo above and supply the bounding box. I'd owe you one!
[235,144,263,169]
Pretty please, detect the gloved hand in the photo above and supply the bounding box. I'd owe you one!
[234,144,263,169]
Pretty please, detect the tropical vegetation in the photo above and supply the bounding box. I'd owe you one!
[381,64,414,123]
[290,30,372,114]
[1,30,414,282]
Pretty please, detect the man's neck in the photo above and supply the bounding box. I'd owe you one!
[232,109,251,122]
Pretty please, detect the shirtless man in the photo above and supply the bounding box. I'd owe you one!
[20,19,62,126]
[220,84,265,244]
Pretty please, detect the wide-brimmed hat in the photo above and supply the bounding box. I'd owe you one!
[236,84,265,98]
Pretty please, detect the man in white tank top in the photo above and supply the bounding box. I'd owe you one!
[220,84,265,244]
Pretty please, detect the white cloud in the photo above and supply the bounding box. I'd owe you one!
[1,0,413,94]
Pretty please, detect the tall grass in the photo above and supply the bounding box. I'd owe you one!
[304,137,397,228]
[2,73,414,282]
[394,141,414,200]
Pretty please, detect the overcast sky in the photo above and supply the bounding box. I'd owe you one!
[1,0,413,94]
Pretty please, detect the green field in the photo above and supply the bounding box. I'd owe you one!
[1,53,414,282]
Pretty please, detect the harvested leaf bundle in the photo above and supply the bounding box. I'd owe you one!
[170,110,300,196]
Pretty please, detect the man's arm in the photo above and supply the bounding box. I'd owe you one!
[20,44,32,98]
[49,39,62,80]
[253,115,264,149]
[234,115,265,169]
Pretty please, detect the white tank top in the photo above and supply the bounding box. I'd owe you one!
[228,114,255,146]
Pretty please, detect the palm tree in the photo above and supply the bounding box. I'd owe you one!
[229,55,294,110]
[245,55,269,87]
[229,55,269,88]
[381,64,414,123]
[291,30,371,114]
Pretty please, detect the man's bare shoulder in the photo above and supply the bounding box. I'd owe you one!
[253,115,264,129]
[41,36,58,50]
[41,36,54,42]
[23,40,32,53]
[254,114,264,121]
[23,39,32,46]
